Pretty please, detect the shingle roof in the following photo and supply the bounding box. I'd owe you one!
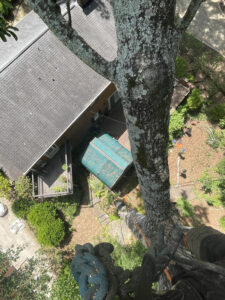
[0,0,117,180]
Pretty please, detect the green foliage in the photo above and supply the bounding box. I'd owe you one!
[175,56,188,78]
[200,169,214,193]
[52,192,81,225]
[28,202,65,247]
[109,213,120,221]
[215,158,225,176]
[62,164,67,171]
[186,88,203,111]
[0,171,11,199]
[28,202,56,226]
[169,110,185,143]
[0,246,50,300]
[51,264,81,300]
[219,118,225,129]
[12,176,35,219]
[0,0,12,17]
[200,165,225,208]
[15,175,33,200]
[37,218,65,247]
[219,216,225,231]
[101,232,146,270]
[207,103,225,124]
[12,197,34,219]
[176,197,194,218]
[0,16,18,42]
[206,127,225,149]
[50,184,67,193]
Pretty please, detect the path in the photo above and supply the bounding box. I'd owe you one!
[177,0,225,57]
[0,197,40,269]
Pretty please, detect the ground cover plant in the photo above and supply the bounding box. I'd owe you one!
[200,158,225,208]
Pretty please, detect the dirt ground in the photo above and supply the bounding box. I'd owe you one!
[168,120,224,186]
[69,206,103,246]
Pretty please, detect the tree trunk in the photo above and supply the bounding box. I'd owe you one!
[113,0,178,232]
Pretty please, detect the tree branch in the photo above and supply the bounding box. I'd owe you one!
[26,0,117,81]
[177,0,206,33]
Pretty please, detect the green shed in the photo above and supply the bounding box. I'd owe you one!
[81,134,133,188]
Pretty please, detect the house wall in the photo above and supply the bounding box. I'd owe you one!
[62,82,116,148]
[31,83,116,171]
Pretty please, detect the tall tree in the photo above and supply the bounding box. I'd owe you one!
[26,0,205,236]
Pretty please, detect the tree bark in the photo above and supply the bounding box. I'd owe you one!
[113,0,178,231]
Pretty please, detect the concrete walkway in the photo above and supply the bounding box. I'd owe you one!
[177,0,225,57]
[0,197,40,269]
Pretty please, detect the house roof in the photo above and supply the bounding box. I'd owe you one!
[0,0,117,180]
[81,134,133,188]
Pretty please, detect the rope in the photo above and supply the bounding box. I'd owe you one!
[71,244,108,300]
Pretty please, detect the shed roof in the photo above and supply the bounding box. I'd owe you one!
[81,134,133,188]
[0,0,117,180]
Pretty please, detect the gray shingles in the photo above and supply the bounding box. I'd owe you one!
[0,0,117,180]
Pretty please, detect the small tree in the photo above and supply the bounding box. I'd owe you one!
[0,246,50,300]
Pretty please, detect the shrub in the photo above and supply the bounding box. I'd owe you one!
[28,202,65,246]
[219,118,225,129]
[100,232,146,270]
[215,158,225,176]
[186,88,203,111]
[176,197,194,218]
[206,127,224,149]
[175,56,188,78]
[200,169,214,193]
[219,216,225,231]
[51,264,81,300]
[53,192,81,225]
[15,175,33,200]
[12,197,34,219]
[36,218,65,247]
[207,103,225,123]
[28,202,56,226]
[0,171,11,199]
[0,0,13,17]
[169,110,185,142]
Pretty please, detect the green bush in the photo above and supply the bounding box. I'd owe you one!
[15,175,33,200]
[36,218,65,247]
[102,234,146,270]
[0,171,11,199]
[169,110,185,143]
[28,202,56,226]
[215,158,225,176]
[175,56,188,78]
[51,264,81,300]
[28,202,65,247]
[219,216,225,231]
[12,197,34,219]
[53,192,81,225]
[0,0,13,17]
[219,118,225,129]
[207,103,225,123]
[186,88,203,111]
[176,197,194,218]
[206,127,224,149]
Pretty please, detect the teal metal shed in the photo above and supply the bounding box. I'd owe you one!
[81,134,133,188]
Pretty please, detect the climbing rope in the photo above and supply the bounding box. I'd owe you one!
[71,243,108,300]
